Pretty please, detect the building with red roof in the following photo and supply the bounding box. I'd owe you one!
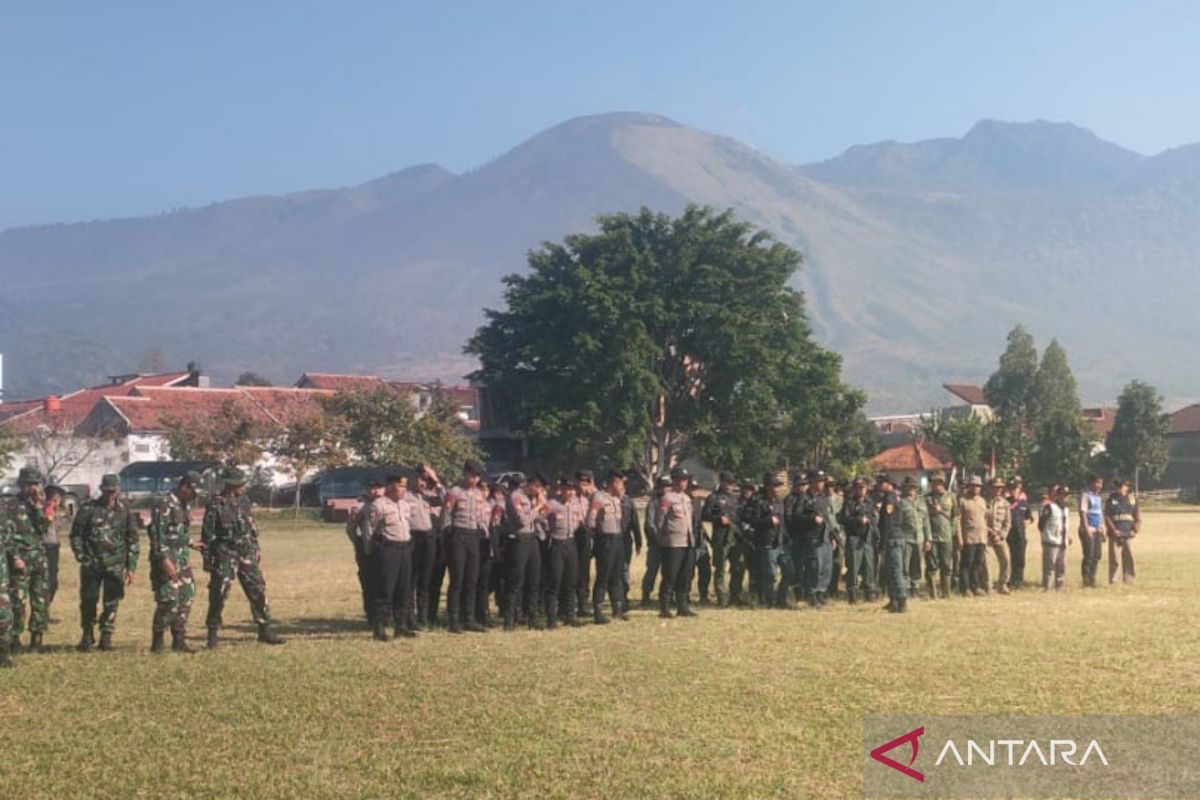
[869,440,955,488]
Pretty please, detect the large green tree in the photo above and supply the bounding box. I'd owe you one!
[983,325,1039,472]
[466,205,862,483]
[1106,380,1169,492]
[1027,339,1093,486]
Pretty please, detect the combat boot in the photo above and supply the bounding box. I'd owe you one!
[151,628,166,653]
[206,627,219,649]
[29,632,45,653]
[257,623,286,645]
[659,593,673,619]
[0,647,12,668]
[77,628,95,652]
[98,632,114,652]
[527,613,545,631]
[847,589,858,605]
[897,597,909,614]
[593,607,610,625]
[503,607,517,631]
[171,630,196,653]
[677,595,698,618]
[616,601,630,621]
[372,618,390,642]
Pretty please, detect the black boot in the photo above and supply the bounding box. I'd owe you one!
[151,629,166,653]
[503,606,517,631]
[897,597,909,614]
[847,590,858,605]
[171,630,196,653]
[593,606,611,625]
[659,593,673,619]
[29,632,45,653]
[616,601,630,621]
[639,597,653,609]
[77,628,93,653]
[372,618,390,642]
[98,632,114,652]
[258,623,286,645]
[464,620,486,633]
[677,594,698,617]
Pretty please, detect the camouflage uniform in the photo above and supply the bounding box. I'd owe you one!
[148,490,197,641]
[71,486,140,643]
[5,485,50,645]
[202,472,282,646]
[0,500,15,664]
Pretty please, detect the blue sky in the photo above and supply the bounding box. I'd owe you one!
[4,0,1200,229]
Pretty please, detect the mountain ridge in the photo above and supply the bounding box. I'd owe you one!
[4,113,1200,412]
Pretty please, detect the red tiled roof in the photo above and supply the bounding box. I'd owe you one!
[1082,407,1117,438]
[434,384,479,407]
[294,373,388,392]
[943,383,988,406]
[1170,404,1200,435]
[113,387,278,431]
[870,440,954,472]
[239,386,332,423]
[0,399,42,423]
[129,371,191,387]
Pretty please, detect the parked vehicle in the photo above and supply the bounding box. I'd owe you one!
[313,466,414,522]
[118,461,220,503]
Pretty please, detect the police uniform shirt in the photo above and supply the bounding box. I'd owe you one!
[368,496,411,544]
[587,490,624,536]
[506,490,543,536]
[654,489,694,547]
[439,485,489,532]
[546,498,583,541]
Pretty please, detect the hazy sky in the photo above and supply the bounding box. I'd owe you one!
[5,0,1200,229]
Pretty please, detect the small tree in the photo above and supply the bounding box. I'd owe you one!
[1106,380,1169,493]
[984,325,1039,473]
[270,409,348,518]
[1026,340,1093,486]
[162,398,265,465]
[26,418,109,484]
[942,415,986,486]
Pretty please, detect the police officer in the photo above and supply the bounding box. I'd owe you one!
[347,479,383,626]
[436,460,489,634]
[838,478,878,603]
[924,472,956,599]
[652,468,697,618]
[876,473,906,613]
[503,472,548,630]
[639,475,670,608]
[749,473,792,608]
[70,473,140,651]
[803,469,836,607]
[1104,478,1140,584]
[574,470,596,617]
[544,476,585,628]
[619,483,642,614]
[586,470,628,624]
[408,465,444,631]
[701,471,740,607]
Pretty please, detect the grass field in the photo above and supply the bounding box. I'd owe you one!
[4,509,1199,799]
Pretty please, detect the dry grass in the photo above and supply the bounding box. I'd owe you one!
[3,509,1198,798]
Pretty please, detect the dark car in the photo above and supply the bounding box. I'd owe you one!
[119,461,220,502]
[313,466,415,522]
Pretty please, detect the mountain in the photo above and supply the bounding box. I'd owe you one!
[3,112,1199,412]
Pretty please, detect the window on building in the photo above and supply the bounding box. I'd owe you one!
[134,443,151,454]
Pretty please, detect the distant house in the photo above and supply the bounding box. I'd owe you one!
[291,373,479,423]
[869,440,954,490]
[940,383,993,422]
[1160,404,1200,490]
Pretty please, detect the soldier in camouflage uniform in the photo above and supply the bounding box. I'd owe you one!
[202,467,285,648]
[70,474,140,651]
[147,471,203,653]
[0,479,18,667]
[924,472,957,598]
[6,467,50,653]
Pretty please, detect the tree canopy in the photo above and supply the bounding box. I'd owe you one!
[984,325,1038,472]
[466,205,863,483]
[1106,380,1169,491]
[1027,339,1093,486]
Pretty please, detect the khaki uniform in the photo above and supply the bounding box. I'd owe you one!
[986,496,1012,590]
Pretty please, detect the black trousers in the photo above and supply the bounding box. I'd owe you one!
[429,531,449,625]
[641,541,662,601]
[961,543,988,593]
[575,531,593,612]
[659,546,695,611]
[1008,529,1027,587]
[446,528,480,627]
[352,538,375,622]
[694,548,712,599]
[544,539,579,621]
[506,536,542,621]
[373,540,413,630]
[411,529,436,624]
[592,534,624,612]
[477,533,495,623]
